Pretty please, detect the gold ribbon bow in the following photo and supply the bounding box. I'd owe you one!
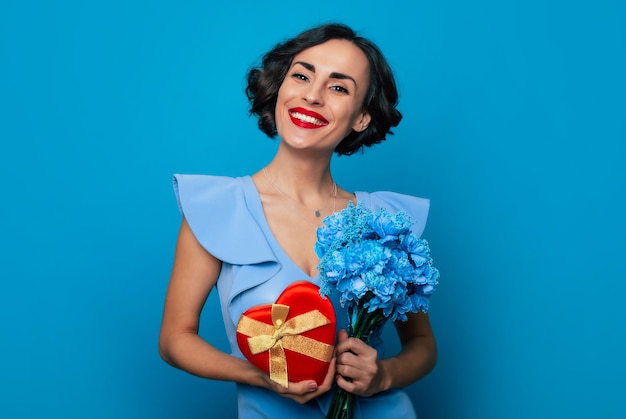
[236,304,334,387]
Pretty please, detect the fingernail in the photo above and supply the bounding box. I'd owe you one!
[308,382,317,392]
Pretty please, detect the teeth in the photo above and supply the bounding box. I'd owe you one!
[290,111,326,126]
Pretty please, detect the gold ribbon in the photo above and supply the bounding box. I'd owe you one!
[236,304,334,387]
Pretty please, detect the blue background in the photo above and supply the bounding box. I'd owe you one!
[1,1,625,418]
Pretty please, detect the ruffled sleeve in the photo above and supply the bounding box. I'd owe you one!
[172,174,278,265]
[355,190,430,238]
[173,174,284,354]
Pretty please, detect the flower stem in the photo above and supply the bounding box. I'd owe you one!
[326,302,388,419]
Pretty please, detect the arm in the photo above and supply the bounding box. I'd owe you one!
[158,218,335,403]
[334,312,437,397]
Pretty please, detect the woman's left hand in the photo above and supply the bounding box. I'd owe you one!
[334,329,390,397]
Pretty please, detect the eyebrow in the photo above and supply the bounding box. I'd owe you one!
[293,61,358,87]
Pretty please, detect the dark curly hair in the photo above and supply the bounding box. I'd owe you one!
[246,23,402,156]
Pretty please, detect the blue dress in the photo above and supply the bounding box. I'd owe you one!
[173,174,430,419]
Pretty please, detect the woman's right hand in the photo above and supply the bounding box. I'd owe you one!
[161,218,339,403]
[262,357,336,404]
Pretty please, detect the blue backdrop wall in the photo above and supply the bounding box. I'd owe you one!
[1,1,624,418]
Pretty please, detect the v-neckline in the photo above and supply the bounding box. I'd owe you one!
[240,176,363,280]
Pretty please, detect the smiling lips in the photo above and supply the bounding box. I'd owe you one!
[288,107,329,129]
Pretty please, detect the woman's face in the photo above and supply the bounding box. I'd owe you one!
[274,39,371,153]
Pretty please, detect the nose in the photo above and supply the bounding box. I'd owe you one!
[303,83,324,106]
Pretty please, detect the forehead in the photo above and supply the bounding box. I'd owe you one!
[291,39,370,80]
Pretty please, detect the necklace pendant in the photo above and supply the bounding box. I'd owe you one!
[314,209,321,218]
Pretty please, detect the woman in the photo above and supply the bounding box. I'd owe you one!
[159,23,437,418]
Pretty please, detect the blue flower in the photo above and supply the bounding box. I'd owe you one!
[317,202,439,324]
[388,249,414,279]
[368,209,411,245]
[344,241,389,276]
[315,215,345,257]
[321,250,347,280]
[409,292,430,312]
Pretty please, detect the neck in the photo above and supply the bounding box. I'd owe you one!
[264,146,335,201]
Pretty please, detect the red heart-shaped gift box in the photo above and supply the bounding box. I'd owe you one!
[236,281,336,386]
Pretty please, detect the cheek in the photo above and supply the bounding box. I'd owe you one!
[276,80,297,102]
[275,88,288,122]
[274,109,287,134]
[275,85,294,113]
[342,106,364,128]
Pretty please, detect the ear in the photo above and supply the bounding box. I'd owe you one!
[352,111,371,133]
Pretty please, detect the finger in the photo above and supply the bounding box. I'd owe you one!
[335,373,359,394]
[282,367,334,404]
[320,357,336,390]
[286,380,318,395]
[335,361,357,381]
[337,329,348,343]
[335,348,379,389]
[267,377,316,397]
[336,336,371,356]
[337,344,377,368]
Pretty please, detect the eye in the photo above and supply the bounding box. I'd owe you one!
[291,72,309,82]
[331,85,350,94]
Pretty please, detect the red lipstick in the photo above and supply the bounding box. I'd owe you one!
[288,107,329,129]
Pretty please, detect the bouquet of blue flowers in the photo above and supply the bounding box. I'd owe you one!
[316,202,439,419]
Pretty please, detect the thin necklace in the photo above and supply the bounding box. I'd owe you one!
[263,167,337,218]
